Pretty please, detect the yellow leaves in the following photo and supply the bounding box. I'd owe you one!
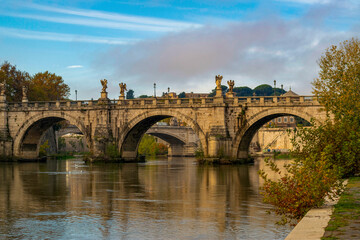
[313,38,360,120]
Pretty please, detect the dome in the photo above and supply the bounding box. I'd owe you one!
[281,88,298,96]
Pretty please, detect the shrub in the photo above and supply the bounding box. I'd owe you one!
[259,157,343,225]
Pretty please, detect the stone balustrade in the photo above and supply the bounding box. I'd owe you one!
[5,95,317,111]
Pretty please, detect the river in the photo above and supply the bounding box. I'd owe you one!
[0,157,292,239]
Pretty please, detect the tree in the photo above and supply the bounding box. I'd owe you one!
[233,86,253,96]
[208,85,228,97]
[28,71,70,101]
[0,62,70,102]
[0,61,31,102]
[178,92,186,98]
[260,38,360,225]
[138,134,158,156]
[139,95,150,98]
[274,88,286,96]
[126,89,134,99]
[313,38,360,120]
[254,84,273,96]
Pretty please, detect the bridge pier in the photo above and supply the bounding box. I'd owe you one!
[208,136,233,158]
[121,151,137,160]
[92,124,114,158]
[167,143,196,157]
[0,96,13,160]
[237,150,249,159]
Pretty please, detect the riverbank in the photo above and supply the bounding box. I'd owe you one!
[284,188,342,240]
[285,177,360,240]
[322,177,360,239]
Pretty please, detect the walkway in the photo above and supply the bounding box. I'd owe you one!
[285,178,360,240]
[322,177,360,239]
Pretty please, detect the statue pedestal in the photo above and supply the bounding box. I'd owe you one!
[214,96,224,104]
[100,92,108,99]
[215,88,222,97]
[118,95,125,105]
[98,91,110,104]
[226,92,234,98]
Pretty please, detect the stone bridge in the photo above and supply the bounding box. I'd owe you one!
[0,86,326,161]
[146,125,199,157]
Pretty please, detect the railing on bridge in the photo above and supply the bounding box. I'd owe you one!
[5,95,318,110]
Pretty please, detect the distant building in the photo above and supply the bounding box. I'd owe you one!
[267,116,296,128]
[168,92,177,98]
[161,92,208,99]
[185,92,208,98]
[266,89,298,128]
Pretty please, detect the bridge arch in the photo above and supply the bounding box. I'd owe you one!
[147,131,186,145]
[146,126,200,157]
[119,109,206,159]
[234,107,316,159]
[13,112,89,159]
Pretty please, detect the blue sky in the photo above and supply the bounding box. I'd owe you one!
[0,0,359,99]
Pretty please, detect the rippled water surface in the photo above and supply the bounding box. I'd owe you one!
[0,157,292,239]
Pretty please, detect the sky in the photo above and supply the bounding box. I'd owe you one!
[0,0,359,100]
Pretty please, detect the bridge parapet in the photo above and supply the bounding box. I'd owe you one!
[1,91,325,161]
[6,95,319,111]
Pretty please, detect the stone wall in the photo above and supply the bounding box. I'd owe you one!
[58,134,89,153]
[250,127,295,153]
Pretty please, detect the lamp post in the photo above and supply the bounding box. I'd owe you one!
[75,90,77,101]
[154,83,156,98]
[273,80,276,96]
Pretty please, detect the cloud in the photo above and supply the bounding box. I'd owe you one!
[94,16,356,96]
[0,26,135,44]
[5,2,201,33]
[26,2,201,29]
[67,65,83,69]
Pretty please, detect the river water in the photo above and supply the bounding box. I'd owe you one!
[0,157,292,239]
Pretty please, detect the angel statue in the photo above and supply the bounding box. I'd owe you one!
[119,82,127,96]
[215,75,223,89]
[227,80,235,93]
[100,79,108,92]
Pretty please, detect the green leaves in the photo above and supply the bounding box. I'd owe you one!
[259,38,360,225]
[313,38,360,120]
[138,134,168,156]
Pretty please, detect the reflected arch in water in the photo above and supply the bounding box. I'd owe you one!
[234,108,314,159]
[13,112,89,159]
[119,109,206,159]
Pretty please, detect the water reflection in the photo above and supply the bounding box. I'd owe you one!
[0,158,292,239]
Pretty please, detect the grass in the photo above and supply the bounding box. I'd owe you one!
[321,177,360,240]
[274,152,293,159]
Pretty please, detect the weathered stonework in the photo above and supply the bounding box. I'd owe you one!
[0,95,326,161]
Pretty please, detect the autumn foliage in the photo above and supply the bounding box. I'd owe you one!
[260,156,343,225]
[28,71,70,101]
[0,62,70,101]
[260,38,360,225]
